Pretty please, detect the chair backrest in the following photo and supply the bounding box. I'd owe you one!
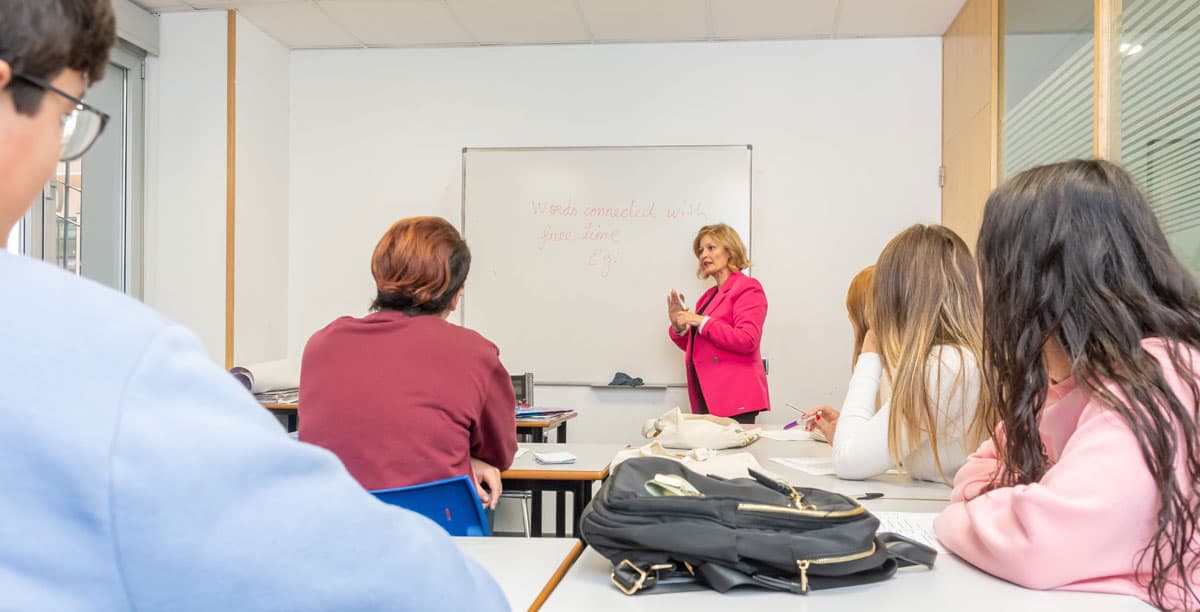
[370,475,490,537]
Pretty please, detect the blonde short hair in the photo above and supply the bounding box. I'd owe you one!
[692,224,751,278]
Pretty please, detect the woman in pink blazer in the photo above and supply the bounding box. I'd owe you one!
[667,224,769,424]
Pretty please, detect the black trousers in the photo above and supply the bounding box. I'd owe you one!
[694,376,762,425]
[729,411,761,425]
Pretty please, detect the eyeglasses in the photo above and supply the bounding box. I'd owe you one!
[12,72,110,161]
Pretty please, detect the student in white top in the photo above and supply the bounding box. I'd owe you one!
[804,225,995,482]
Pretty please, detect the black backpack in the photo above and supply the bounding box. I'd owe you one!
[579,456,937,595]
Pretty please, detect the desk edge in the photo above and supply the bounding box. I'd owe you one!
[502,468,609,481]
[529,540,586,612]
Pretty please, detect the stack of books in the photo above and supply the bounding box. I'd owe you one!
[515,406,573,420]
[255,388,299,405]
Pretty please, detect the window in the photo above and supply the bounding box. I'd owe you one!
[20,42,146,296]
[1112,0,1200,273]
[1002,0,1096,178]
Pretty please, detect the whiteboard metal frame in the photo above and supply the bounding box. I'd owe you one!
[459,144,753,388]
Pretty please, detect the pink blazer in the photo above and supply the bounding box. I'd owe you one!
[668,270,770,418]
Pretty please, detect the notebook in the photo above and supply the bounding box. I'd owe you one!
[874,512,941,549]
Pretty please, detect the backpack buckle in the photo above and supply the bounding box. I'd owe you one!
[612,560,675,595]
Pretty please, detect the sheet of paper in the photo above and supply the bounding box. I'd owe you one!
[758,429,817,441]
[874,512,941,549]
[770,456,837,475]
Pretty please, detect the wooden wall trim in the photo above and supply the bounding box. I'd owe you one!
[1094,0,1119,159]
[991,0,1002,189]
[942,0,1001,250]
[225,10,236,370]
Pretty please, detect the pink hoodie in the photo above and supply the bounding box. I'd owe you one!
[934,339,1200,609]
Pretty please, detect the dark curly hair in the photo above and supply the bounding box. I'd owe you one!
[977,159,1200,610]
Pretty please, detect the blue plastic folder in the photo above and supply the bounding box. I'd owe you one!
[516,406,572,418]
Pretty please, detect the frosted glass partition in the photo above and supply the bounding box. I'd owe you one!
[1113,0,1200,273]
[1002,0,1095,178]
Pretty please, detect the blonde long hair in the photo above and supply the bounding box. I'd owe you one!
[871,225,994,482]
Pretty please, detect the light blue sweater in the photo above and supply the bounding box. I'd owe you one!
[0,252,507,611]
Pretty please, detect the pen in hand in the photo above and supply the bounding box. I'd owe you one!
[783,403,820,430]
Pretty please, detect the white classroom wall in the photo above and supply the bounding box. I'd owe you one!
[288,39,942,440]
[233,14,290,366]
[143,11,227,362]
[146,11,290,366]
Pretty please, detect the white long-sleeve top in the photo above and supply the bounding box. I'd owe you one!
[831,346,980,482]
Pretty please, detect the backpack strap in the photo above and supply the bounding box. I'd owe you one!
[878,532,938,569]
[610,535,937,596]
[611,560,700,595]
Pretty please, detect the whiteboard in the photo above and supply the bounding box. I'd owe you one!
[462,146,752,385]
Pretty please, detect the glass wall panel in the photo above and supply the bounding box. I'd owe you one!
[1002,0,1095,177]
[1113,0,1200,272]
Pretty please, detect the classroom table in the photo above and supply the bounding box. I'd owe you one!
[260,402,576,442]
[453,536,583,611]
[732,434,954,501]
[517,411,577,443]
[858,497,949,513]
[542,539,1154,611]
[262,403,299,432]
[502,442,623,538]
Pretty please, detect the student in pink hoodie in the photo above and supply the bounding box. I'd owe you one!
[934,159,1200,610]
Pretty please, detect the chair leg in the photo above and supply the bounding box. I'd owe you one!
[499,490,533,537]
[520,495,531,538]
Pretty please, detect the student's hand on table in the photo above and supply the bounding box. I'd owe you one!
[469,457,502,510]
[802,406,840,444]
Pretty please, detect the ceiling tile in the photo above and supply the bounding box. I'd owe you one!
[446,0,589,44]
[318,0,474,46]
[188,0,296,8]
[837,0,966,37]
[710,0,839,39]
[237,1,362,48]
[130,0,192,11]
[580,0,708,42]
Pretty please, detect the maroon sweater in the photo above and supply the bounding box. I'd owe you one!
[298,310,517,491]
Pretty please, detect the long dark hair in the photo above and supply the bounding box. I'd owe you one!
[976,159,1200,609]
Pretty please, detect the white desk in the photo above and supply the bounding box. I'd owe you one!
[544,545,1153,611]
[735,435,954,501]
[503,443,623,479]
[454,536,583,611]
[502,443,625,537]
[860,497,949,513]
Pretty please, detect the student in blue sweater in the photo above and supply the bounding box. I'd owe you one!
[0,2,506,610]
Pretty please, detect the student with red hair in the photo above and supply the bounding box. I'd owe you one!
[300,216,517,508]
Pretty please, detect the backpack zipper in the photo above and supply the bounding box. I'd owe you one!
[749,469,819,510]
[735,502,865,518]
[796,543,878,592]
